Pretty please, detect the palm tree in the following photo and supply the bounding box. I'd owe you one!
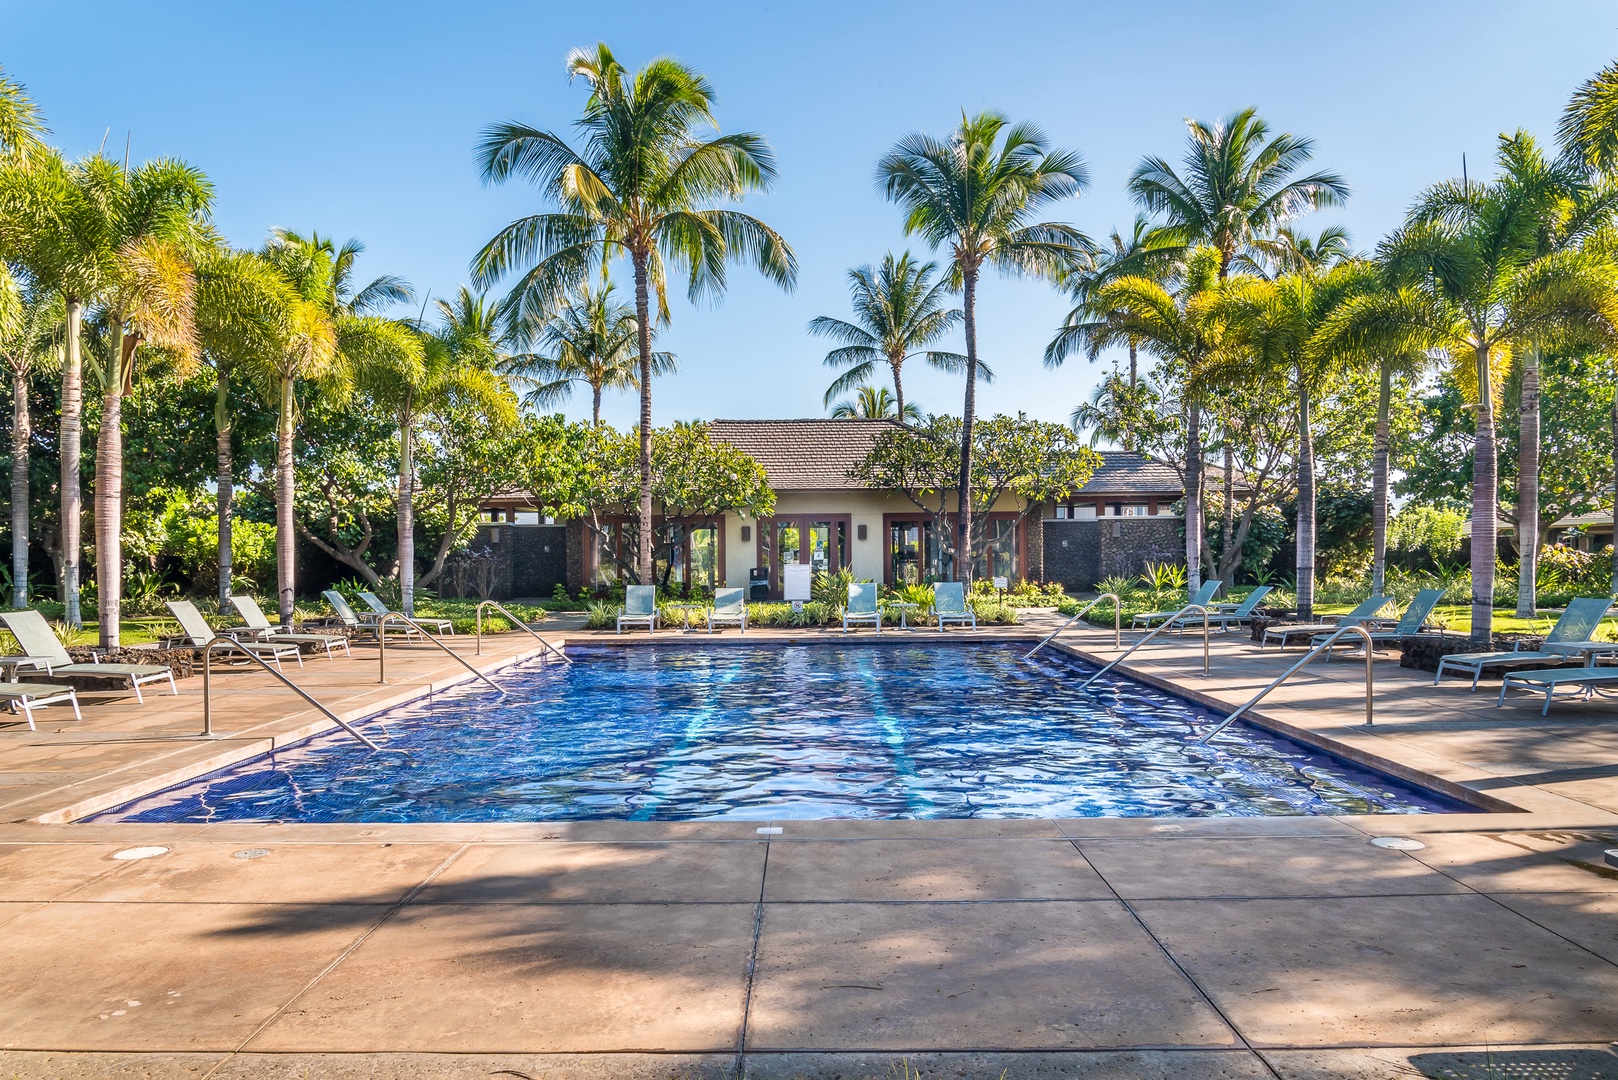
[503,282,673,424]
[473,43,796,585]
[0,64,47,163]
[878,111,1091,582]
[809,252,963,419]
[0,272,60,607]
[830,385,921,421]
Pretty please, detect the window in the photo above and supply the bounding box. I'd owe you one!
[689,526,718,591]
[973,518,1017,582]
[590,526,620,588]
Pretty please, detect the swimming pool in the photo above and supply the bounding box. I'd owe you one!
[100,643,1469,822]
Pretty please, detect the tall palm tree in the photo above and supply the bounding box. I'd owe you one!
[473,43,796,584]
[830,385,922,421]
[503,282,673,424]
[809,251,963,419]
[878,112,1091,582]
[0,272,61,607]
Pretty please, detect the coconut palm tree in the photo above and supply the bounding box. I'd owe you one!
[878,111,1091,583]
[0,271,60,607]
[809,252,963,419]
[473,43,796,585]
[829,385,922,421]
[503,282,673,424]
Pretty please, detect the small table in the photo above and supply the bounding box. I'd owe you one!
[0,657,44,683]
[886,602,921,630]
[1543,640,1618,665]
[664,604,708,633]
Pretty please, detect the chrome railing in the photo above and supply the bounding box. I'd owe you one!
[200,636,386,751]
[376,613,505,696]
[1196,623,1375,744]
[475,600,571,663]
[1024,593,1121,660]
[1081,603,1214,688]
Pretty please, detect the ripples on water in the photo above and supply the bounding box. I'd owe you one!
[103,643,1468,822]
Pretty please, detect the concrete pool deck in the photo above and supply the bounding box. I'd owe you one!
[0,618,1616,1078]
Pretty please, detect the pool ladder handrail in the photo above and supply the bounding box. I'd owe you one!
[375,613,505,696]
[474,600,571,663]
[1080,603,1214,688]
[200,636,388,751]
[1196,622,1375,744]
[1023,593,1121,660]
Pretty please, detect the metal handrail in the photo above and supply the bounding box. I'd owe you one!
[475,600,571,663]
[1196,623,1376,743]
[1081,603,1214,688]
[200,636,387,751]
[376,613,505,696]
[1024,593,1121,659]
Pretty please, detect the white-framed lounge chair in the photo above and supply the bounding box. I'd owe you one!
[1169,585,1273,634]
[932,582,976,631]
[1130,580,1223,630]
[1435,597,1615,690]
[843,583,881,633]
[1498,665,1618,716]
[166,600,303,670]
[1313,588,1446,658]
[0,609,177,703]
[0,683,81,730]
[230,595,350,660]
[358,591,453,635]
[1260,595,1391,649]
[707,587,747,633]
[617,585,659,634]
[324,590,417,640]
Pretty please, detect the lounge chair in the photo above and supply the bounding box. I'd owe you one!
[324,590,418,640]
[166,601,304,670]
[617,585,659,634]
[0,609,177,703]
[358,591,453,635]
[1130,580,1223,630]
[708,587,747,633]
[1435,597,1615,690]
[1313,588,1446,658]
[1260,595,1391,649]
[0,683,81,730]
[843,583,881,632]
[1169,586,1273,634]
[230,595,350,660]
[1497,666,1618,716]
[932,582,976,631]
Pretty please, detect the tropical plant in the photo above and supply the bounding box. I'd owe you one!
[809,251,963,419]
[877,111,1091,583]
[1140,561,1188,592]
[829,385,920,421]
[0,65,47,164]
[0,272,61,607]
[502,281,674,424]
[473,42,796,585]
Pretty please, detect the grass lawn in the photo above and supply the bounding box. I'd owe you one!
[1312,602,1617,639]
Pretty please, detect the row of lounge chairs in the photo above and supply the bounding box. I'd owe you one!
[613,582,979,634]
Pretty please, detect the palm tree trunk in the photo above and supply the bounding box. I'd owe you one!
[957,267,979,584]
[10,367,30,608]
[60,298,83,627]
[1514,346,1540,618]
[95,324,129,650]
[1296,379,1316,621]
[1220,444,1234,587]
[397,401,415,618]
[1471,344,1498,644]
[215,369,233,614]
[1185,402,1203,592]
[891,358,905,424]
[276,375,297,624]
[1371,362,1392,598]
[631,249,654,586]
[591,383,602,427]
[1611,384,1617,595]
[1124,342,1138,451]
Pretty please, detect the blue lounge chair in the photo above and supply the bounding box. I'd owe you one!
[708,587,747,633]
[843,583,881,633]
[1313,588,1446,658]
[1170,585,1273,634]
[617,585,659,634]
[1260,594,1391,649]
[1436,597,1615,690]
[1498,665,1618,716]
[1131,580,1223,629]
[932,582,976,631]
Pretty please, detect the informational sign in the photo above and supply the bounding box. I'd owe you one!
[992,576,1009,591]
[783,563,814,602]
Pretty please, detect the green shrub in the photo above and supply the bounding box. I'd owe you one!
[968,599,1019,625]
[585,601,618,629]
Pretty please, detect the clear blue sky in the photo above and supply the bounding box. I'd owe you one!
[5,1,1614,430]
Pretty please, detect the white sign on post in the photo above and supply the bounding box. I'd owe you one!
[992,576,1009,592]
[783,563,813,607]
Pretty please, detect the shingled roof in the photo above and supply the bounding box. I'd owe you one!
[707,418,903,490]
[1076,450,1184,495]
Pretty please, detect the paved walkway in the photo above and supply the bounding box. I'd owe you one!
[0,618,1615,1078]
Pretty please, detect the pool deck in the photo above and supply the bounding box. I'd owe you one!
[0,616,1616,1078]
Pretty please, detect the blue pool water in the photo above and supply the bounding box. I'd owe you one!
[101,644,1469,822]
